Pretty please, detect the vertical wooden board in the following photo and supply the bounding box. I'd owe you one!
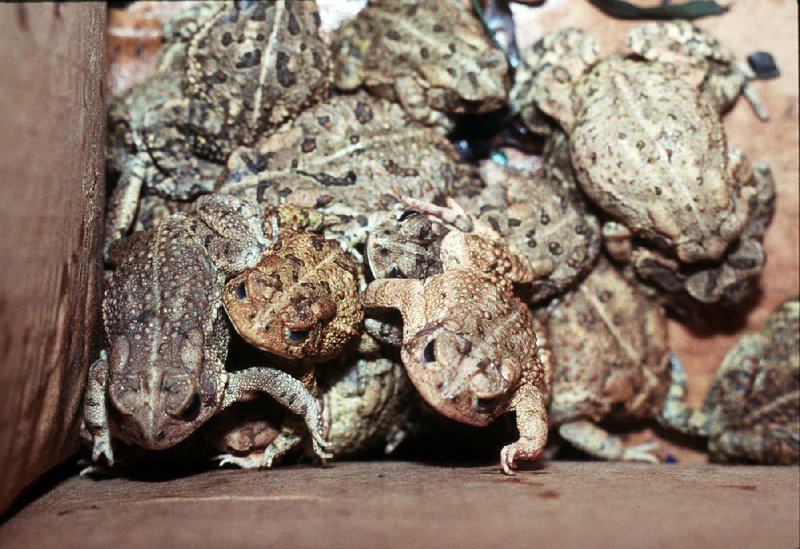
[0,3,106,513]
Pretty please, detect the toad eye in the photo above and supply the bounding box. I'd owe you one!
[398,210,420,222]
[474,396,500,413]
[422,338,436,364]
[179,392,202,421]
[386,266,399,279]
[287,329,311,343]
[234,281,247,301]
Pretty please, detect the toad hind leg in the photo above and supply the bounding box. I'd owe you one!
[82,351,114,466]
[500,384,549,475]
[223,367,332,459]
[217,422,305,469]
[558,420,660,463]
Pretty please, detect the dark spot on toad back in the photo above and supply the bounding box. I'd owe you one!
[275,51,296,87]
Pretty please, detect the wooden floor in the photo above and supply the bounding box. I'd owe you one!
[1,461,797,548]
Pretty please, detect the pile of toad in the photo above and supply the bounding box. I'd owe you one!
[83,0,798,476]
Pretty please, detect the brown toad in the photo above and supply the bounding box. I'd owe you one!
[365,270,550,474]
[510,25,761,264]
[106,0,331,247]
[333,0,509,128]
[660,297,799,464]
[542,257,671,462]
[82,195,330,467]
[222,217,363,364]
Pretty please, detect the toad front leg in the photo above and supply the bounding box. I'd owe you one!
[82,351,115,466]
[500,382,549,474]
[104,156,146,255]
[223,367,332,460]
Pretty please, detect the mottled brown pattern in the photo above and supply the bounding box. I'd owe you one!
[333,0,508,128]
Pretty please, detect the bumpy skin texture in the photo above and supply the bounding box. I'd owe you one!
[364,271,551,474]
[333,0,509,127]
[223,228,363,363]
[106,1,330,248]
[625,20,767,120]
[204,342,419,463]
[184,0,330,160]
[543,258,670,462]
[568,56,749,264]
[216,92,465,254]
[93,213,231,453]
[82,196,331,468]
[320,348,418,458]
[627,159,775,309]
[512,26,757,265]
[367,210,445,281]
[469,144,600,302]
[661,298,800,464]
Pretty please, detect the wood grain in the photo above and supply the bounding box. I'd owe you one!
[0,3,106,514]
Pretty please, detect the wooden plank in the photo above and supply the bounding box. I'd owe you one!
[0,3,106,514]
[0,462,797,547]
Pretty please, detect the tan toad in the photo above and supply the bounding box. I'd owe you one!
[623,158,775,310]
[510,24,763,264]
[364,199,552,474]
[334,0,509,128]
[542,258,671,462]
[661,297,799,464]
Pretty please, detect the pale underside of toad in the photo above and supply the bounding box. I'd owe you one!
[105,0,331,250]
[509,23,765,265]
[82,195,331,469]
[543,257,671,462]
[660,297,799,464]
[333,0,509,129]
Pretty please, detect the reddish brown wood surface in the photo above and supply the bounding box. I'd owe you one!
[0,4,106,514]
[1,462,797,548]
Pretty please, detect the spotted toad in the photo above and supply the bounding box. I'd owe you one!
[82,195,330,467]
[660,297,799,464]
[333,0,509,128]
